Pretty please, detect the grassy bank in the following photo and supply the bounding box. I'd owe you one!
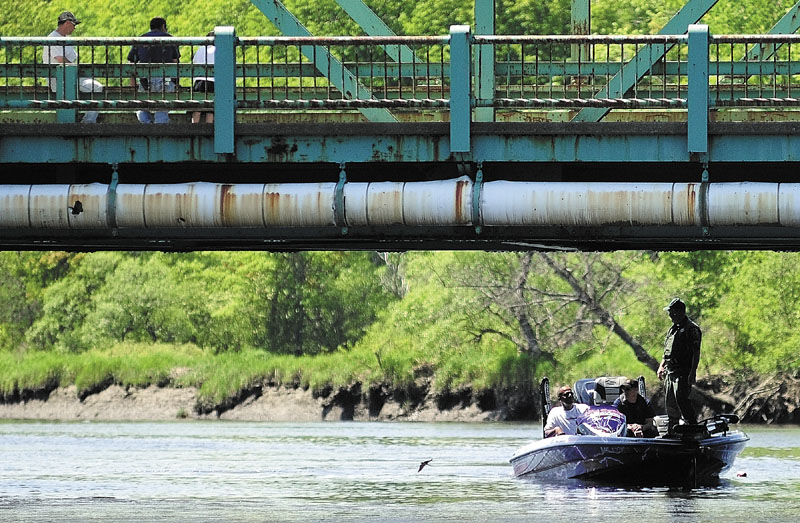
[0,338,659,411]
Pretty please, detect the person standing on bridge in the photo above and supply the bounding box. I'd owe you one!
[43,11,103,123]
[657,298,702,436]
[128,17,180,124]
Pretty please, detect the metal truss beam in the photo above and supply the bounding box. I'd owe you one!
[3,225,800,252]
[333,0,416,63]
[249,0,396,122]
[4,122,800,165]
[745,1,800,61]
[572,0,718,122]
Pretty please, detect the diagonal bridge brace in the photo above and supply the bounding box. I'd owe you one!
[250,0,397,122]
[572,0,718,122]
[742,1,800,62]
[334,0,417,64]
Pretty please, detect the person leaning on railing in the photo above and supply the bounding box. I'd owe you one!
[42,11,103,123]
[127,17,180,124]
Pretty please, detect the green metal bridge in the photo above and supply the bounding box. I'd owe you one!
[3,0,800,251]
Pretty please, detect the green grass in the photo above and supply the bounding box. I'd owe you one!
[0,351,64,397]
[0,334,660,409]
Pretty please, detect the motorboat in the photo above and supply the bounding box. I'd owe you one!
[510,376,749,486]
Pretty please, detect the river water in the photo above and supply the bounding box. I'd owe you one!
[1,421,798,522]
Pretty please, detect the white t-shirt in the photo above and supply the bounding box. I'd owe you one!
[544,403,589,436]
[192,45,216,83]
[43,30,77,64]
[43,29,77,92]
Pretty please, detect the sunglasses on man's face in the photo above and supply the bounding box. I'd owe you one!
[559,392,574,399]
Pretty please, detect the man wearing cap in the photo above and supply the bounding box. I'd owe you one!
[657,298,702,435]
[613,378,657,438]
[543,385,589,438]
[127,17,180,124]
[43,11,103,123]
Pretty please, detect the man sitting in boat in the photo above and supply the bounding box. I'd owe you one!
[543,385,589,438]
[613,378,658,438]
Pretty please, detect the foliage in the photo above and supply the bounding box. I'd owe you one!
[2,1,800,402]
[7,1,800,39]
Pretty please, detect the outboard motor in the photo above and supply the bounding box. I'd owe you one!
[576,407,627,437]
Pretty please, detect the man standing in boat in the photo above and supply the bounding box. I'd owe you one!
[543,386,589,438]
[657,298,702,435]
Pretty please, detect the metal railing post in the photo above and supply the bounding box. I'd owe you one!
[474,0,495,122]
[214,26,236,154]
[56,64,78,123]
[450,25,472,153]
[688,24,709,161]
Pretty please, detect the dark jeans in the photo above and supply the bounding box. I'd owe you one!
[664,371,696,431]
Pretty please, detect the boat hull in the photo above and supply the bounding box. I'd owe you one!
[510,432,749,485]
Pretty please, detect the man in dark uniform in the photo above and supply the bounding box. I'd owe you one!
[613,378,657,438]
[656,298,702,435]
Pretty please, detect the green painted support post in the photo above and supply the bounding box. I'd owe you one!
[450,25,471,153]
[334,0,416,63]
[688,24,709,160]
[56,64,77,123]
[572,0,718,122]
[249,0,396,123]
[214,26,236,154]
[571,0,591,63]
[474,0,495,122]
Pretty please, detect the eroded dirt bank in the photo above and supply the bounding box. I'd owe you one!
[1,372,798,423]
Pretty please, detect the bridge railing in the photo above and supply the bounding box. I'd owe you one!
[0,33,451,111]
[3,26,800,153]
[0,36,217,111]
[474,34,689,109]
[710,34,800,107]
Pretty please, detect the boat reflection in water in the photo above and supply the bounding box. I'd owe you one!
[510,377,749,486]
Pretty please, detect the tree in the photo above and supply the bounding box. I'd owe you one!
[248,252,395,355]
[79,256,209,347]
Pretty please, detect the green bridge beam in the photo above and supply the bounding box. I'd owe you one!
[572,0,718,123]
[249,0,397,123]
[333,0,417,63]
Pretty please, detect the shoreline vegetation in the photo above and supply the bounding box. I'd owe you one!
[2,345,798,423]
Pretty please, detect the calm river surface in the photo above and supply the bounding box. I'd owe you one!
[1,421,798,522]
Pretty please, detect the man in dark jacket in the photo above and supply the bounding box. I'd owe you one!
[127,17,180,123]
[657,298,702,435]
[613,378,657,437]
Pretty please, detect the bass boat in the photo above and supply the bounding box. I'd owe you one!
[510,377,749,486]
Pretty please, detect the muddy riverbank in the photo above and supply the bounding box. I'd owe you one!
[1,372,798,423]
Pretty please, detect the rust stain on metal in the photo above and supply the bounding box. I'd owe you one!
[264,190,282,224]
[220,184,233,225]
[686,183,697,225]
[266,138,298,159]
[455,179,468,224]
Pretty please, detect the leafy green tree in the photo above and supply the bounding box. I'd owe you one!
[79,256,210,347]
[25,252,122,352]
[706,252,800,373]
[249,252,395,355]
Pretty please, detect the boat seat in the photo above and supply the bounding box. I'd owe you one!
[592,376,628,405]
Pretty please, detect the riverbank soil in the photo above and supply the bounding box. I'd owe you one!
[1,372,798,423]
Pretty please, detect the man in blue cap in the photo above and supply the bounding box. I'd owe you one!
[657,298,702,436]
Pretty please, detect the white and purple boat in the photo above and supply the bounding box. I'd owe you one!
[510,377,749,486]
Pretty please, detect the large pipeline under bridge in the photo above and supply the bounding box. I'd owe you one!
[3,178,800,251]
